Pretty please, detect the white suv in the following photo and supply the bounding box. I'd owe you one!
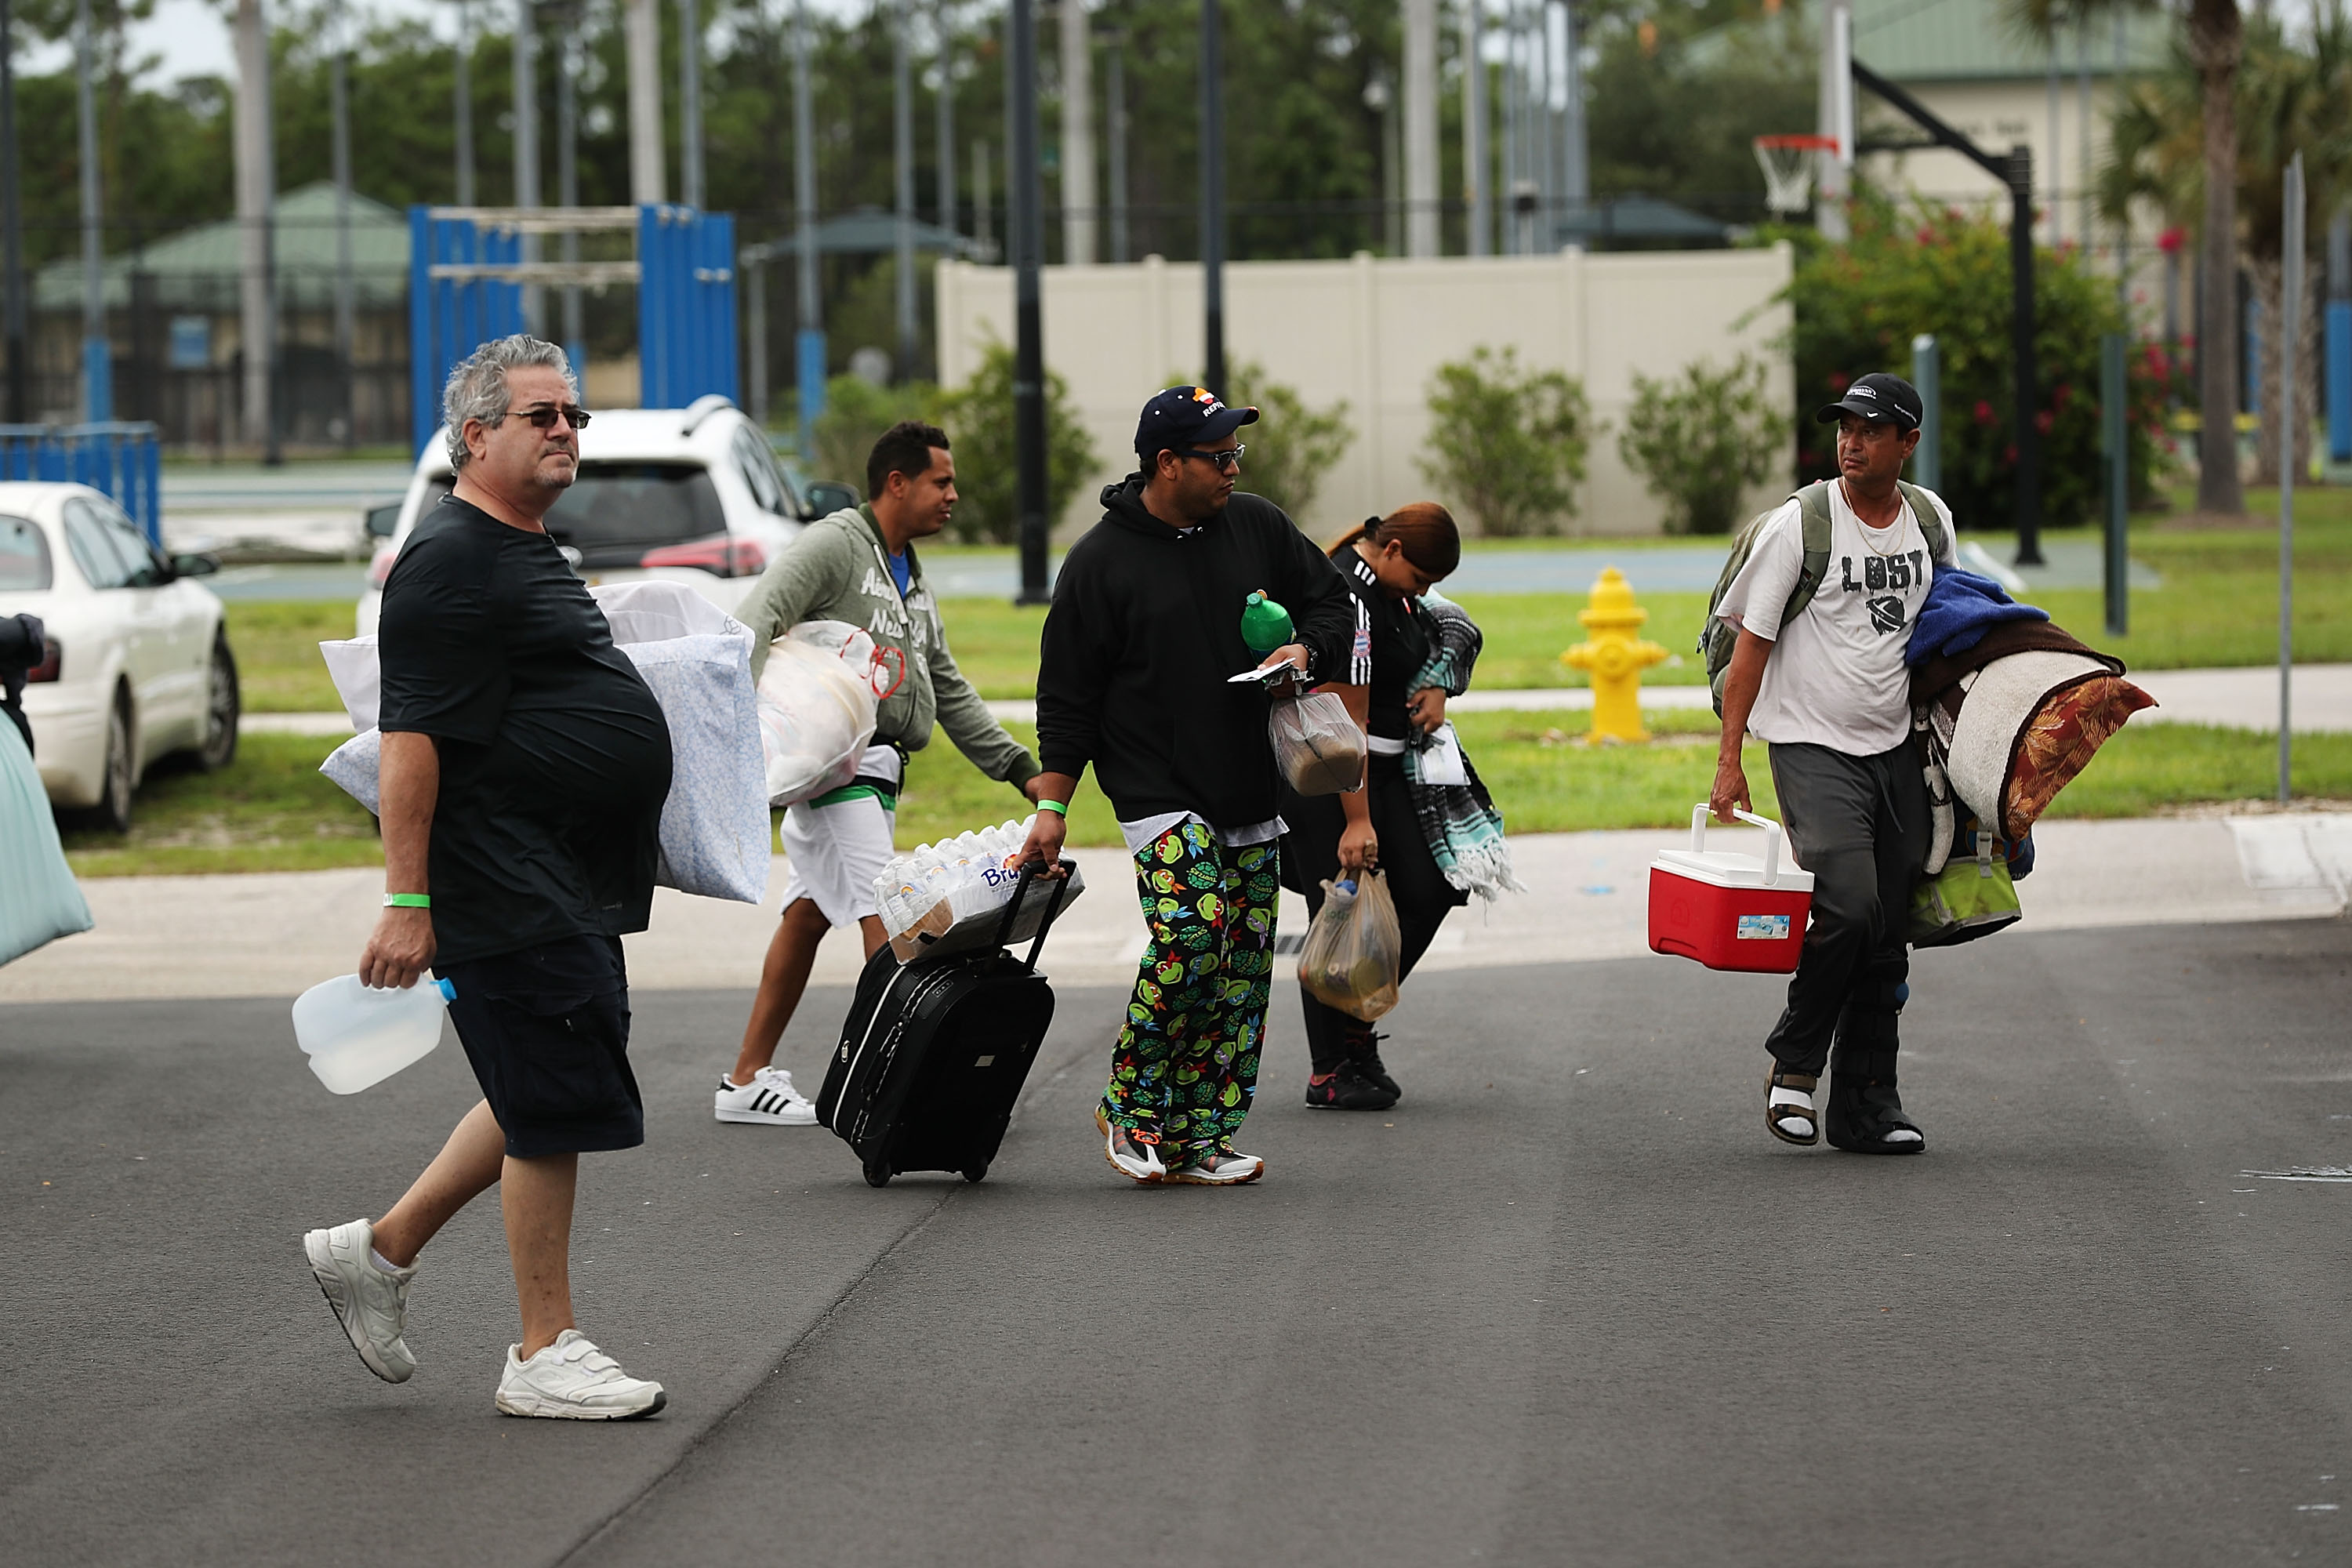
[356,395,810,635]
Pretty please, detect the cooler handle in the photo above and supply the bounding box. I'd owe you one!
[1688,804,1787,886]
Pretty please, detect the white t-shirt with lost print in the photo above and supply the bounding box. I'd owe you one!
[1715,481,1957,754]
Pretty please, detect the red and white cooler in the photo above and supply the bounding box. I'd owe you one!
[1647,807,1814,974]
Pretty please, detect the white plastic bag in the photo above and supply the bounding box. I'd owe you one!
[316,581,771,903]
[1269,689,1367,796]
[758,619,880,807]
[874,818,1087,964]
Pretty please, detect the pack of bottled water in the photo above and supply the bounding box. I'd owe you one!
[874,816,1084,963]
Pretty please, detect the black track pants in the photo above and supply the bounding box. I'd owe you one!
[1283,753,1469,1073]
[1760,740,1929,1078]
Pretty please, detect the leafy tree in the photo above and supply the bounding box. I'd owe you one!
[1787,199,2167,530]
[1618,354,1787,535]
[1223,359,1351,527]
[808,372,945,492]
[1417,345,1591,537]
[934,338,1099,544]
[2016,0,2244,515]
[2103,9,2352,486]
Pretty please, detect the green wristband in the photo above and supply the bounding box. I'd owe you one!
[383,893,431,909]
[1035,800,1068,816]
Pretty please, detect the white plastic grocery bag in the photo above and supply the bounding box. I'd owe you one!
[318,634,382,732]
[757,619,881,807]
[1269,689,1367,796]
[318,580,771,903]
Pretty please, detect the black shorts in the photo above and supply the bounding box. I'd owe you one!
[441,934,644,1159]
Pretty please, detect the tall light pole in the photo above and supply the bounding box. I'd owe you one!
[74,0,107,422]
[1105,27,1127,263]
[793,0,822,461]
[1403,0,1437,257]
[1561,0,1587,219]
[556,6,583,377]
[1462,0,1488,258]
[0,0,24,423]
[514,0,541,332]
[626,0,664,204]
[1060,0,1093,264]
[234,0,274,454]
[934,6,955,234]
[454,0,475,205]
[894,0,917,376]
[1200,0,1225,397]
[679,0,703,208]
[331,0,355,446]
[1010,0,1047,602]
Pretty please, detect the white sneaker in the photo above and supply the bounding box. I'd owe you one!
[714,1066,818,1126]
[1168,1145,1265,1186]
[495,1329,666,1420]
[303,1218,417,1384]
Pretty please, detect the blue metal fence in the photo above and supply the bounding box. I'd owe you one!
[0,423,165,544]
[408,204,740,457]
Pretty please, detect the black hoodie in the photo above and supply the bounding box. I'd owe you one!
[1036,477,1354,829]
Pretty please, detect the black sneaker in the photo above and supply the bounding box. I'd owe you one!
[1350,1030,1402,1101]
[1305,1062,1399,1112]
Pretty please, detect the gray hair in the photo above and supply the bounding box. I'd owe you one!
[442,335,579,471]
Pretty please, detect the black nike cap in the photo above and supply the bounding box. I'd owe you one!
[1816,372,1922,432]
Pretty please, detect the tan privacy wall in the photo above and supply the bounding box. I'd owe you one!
[934,244,1795,539]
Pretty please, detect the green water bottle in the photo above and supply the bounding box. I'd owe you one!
[1240,590,1294,654]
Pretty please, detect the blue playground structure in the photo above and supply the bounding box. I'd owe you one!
[408,204,739,457]
[0,423,164,545]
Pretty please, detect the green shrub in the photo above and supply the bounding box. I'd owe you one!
[1224,359,1352,525]
[1417,346,1592,536]
[1618,354,1789,535]
[935,339,1102,544]
[1783,200,2170,528]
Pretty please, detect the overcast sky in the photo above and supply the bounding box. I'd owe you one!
[21,0,871,86]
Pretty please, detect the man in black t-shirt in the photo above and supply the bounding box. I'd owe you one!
[300,336,672,1421]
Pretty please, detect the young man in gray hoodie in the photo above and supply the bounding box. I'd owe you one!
[715,420,1045,1124]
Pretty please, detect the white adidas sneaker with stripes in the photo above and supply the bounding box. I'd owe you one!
[713,1065,818,1125]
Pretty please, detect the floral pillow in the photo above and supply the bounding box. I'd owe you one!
[2002,675,2157,840]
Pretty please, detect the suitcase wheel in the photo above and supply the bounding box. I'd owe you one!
[862,1157,891,1189]
[961,1163,989,1184]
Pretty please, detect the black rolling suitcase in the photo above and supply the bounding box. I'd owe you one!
[816,862,1074,1188]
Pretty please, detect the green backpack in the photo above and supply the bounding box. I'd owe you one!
[1699,478,1951,717]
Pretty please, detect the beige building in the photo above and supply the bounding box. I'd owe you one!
[935,245,1794,539]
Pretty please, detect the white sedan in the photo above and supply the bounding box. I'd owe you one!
[0,483,239,829]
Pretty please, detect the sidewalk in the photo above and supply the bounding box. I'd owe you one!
[7,814,2343,1005]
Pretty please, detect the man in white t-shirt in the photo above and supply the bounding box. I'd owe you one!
[1710,372,1956,1155]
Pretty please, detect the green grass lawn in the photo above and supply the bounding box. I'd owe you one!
[60,713,2352,875]
[217,490,2351,713]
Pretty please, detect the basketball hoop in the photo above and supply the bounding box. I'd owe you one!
[1754,133,1840,216]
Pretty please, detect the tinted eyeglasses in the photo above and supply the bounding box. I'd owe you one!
[507,403,592,431]
[1180,445,1245,472]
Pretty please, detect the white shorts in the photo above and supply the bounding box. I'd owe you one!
[776,743,902,927]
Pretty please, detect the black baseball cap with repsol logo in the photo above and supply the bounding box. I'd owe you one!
[1815,372,1922,432]
[1135,384,1261,459]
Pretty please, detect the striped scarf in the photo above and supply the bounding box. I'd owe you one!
[1402,590,1525,902]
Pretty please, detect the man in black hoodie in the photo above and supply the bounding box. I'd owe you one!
[1015,386,1355,1187]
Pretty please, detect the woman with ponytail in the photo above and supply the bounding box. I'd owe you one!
[1282,503,1479,1112]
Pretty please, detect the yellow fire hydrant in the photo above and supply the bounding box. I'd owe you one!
[1561,567,1668,743]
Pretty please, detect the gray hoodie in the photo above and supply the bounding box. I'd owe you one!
[735,505,1036,789]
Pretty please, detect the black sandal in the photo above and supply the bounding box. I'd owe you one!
[1765,1064,1820,1146]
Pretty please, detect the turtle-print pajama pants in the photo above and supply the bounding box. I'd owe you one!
[1099,818,1280,1163]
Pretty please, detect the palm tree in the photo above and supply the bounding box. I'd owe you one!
[2103,9,2352,485]
[2016,0,2242,514]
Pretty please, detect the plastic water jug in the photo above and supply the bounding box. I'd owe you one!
[1240,590,1294,653]
[292,975,456,1094]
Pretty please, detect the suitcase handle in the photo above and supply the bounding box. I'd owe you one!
[1687,804,1787,886]
[991,858,1077,971]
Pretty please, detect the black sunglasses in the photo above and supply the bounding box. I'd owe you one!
[506,403,592,431]
[1179,444,1244,472]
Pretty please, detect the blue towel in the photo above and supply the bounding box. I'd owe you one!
[1906,568,2049,667]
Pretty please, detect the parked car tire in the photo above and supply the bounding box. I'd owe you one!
[196,630,240,772]
[83,686,136,834]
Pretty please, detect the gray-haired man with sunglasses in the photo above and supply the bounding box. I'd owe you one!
[302,336,673,1420]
